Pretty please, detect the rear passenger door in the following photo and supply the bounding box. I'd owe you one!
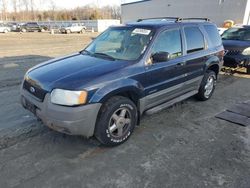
[144,28,187,109]
[181,25,208,91]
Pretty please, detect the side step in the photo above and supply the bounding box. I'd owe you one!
[145,90,198,115]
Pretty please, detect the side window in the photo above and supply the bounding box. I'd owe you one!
[152,29,182,60]
[184,27,205,54]
[204,25,222,47]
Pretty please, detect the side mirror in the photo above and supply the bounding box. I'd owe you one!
[152,52,171,63]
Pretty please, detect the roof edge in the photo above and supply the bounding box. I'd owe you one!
[121,0,151,6]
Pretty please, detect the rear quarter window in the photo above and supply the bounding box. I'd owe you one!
[184,26,205,54]
[204,25,222,47]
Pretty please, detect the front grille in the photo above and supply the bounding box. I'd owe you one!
[23,80,47,101]
[226,50,241,56]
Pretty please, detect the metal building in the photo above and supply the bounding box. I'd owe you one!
[121,0,250,26]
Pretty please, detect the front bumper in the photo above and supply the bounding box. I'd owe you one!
[224,54,250,68]
[21,89,101,138]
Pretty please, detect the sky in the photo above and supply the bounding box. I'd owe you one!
[52,0,121,9]
[3,0,141,11]
[3,0,125,11]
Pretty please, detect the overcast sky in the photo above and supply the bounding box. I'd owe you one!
[3,0,143,11]
[52,0,121,9]
[3,0,124,11]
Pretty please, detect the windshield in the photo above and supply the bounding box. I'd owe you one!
[221,27,250,41]
[63,23,72,27]
[84,27,154,61]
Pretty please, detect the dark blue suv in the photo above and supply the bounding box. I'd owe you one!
[21,17,224,146]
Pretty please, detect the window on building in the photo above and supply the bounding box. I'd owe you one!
[184,27,205,54]
[151,29,182,59]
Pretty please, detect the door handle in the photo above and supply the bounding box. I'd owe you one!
[176,62,185,67]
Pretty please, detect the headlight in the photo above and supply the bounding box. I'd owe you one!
[242,47,250,55]
[51,89,88,106]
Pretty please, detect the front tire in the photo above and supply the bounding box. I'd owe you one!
[196,70,216,101]
[95,96,137,146]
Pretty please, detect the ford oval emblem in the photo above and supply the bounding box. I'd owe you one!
[30,87,35,93]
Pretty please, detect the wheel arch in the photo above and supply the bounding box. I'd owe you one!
[207,63,220,77]
[89,80,144,125]
[205,56,220,78]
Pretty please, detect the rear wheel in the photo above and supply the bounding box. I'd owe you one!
[95,96,137,146]
[80,29,86,33]
[196,70,216,101]
[21,28,26,32]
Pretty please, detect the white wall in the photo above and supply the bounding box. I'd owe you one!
[121,0,249,26]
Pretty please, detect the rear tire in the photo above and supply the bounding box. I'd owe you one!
[196,70,216,101]
[80,29,86,33]
[95,96,137,146]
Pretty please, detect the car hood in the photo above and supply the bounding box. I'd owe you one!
[26,53,131,91]
[223,40,250,50]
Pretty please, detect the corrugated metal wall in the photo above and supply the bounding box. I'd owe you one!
[121,0,250,26]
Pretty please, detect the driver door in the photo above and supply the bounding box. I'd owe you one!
[144,28,187,109]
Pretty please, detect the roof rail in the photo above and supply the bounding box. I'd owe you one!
[137,17,182,22]
[178,18,210,22]
[137,17,210,23]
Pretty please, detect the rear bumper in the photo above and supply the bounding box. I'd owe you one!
[21,89,101,138]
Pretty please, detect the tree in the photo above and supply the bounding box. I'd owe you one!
[30,0,35,20]
[89,9,102,20]
[3,1,121,21]
[1,0,8,20]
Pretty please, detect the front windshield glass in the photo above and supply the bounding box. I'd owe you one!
[84,27,154,61]
[63,23,72,27]
[221,27,250,41]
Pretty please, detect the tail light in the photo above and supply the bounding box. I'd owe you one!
[218,50,226,61]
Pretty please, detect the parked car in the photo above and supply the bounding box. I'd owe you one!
[21,17,224,146]
[7,22,19,31]
[60,23,86,34]
[218,27,227,35]
[17,22,45,32]
[222,25,250,74]
[0,23,11,33]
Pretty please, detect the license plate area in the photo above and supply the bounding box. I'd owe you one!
[24,99,37,115]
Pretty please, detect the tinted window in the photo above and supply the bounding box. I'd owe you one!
[204,25,222,47]
[184,27,205,53]
[221,27,250,41]
[152,29,182,59]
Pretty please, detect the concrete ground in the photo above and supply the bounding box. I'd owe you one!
[0,33,250,188]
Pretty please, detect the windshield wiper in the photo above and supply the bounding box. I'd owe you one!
[80,50,116,61]
[92,52,116,61]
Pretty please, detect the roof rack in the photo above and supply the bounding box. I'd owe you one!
[137,17,210,23]
[179,18,210,22]
[137,17,182,22]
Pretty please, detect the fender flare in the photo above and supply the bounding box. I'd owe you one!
[89,79,144,104]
